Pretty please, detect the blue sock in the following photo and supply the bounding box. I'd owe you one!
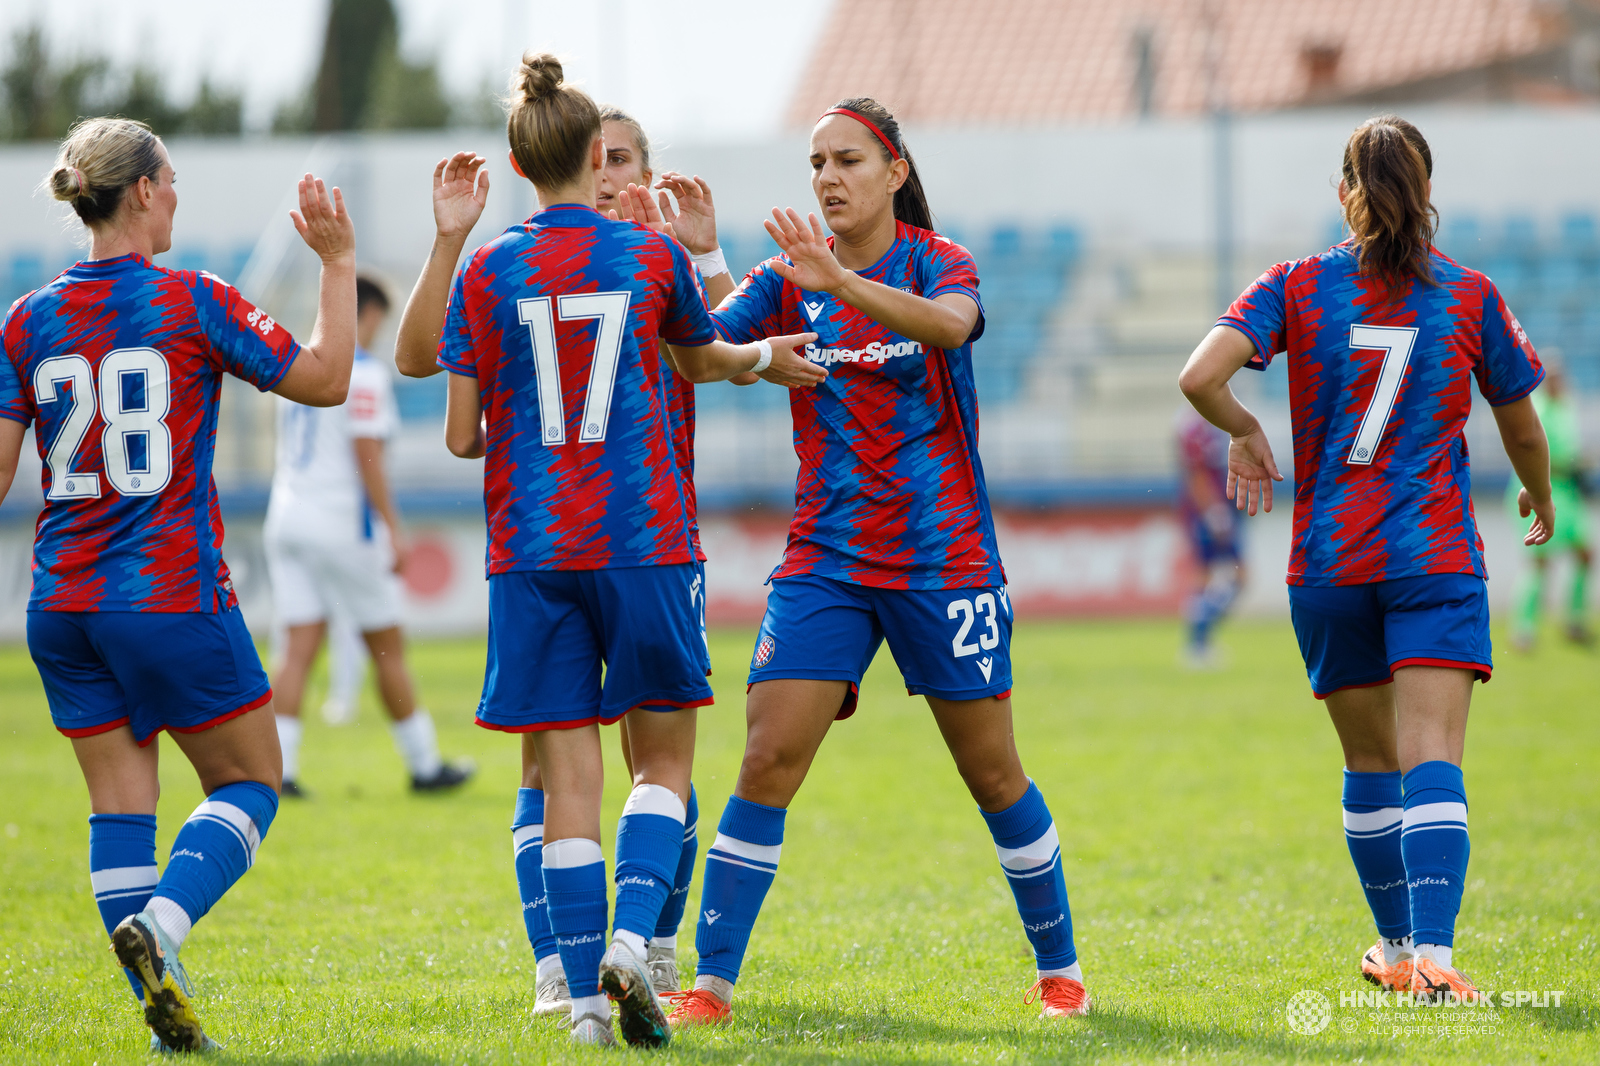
[1187,568,1238,647]
[1342,769,1410,940]
[1402,761,1470,949]
[655,785,699,940]
[613,784,687,941]
[982,781,1077,970]
[511,789,557,962]
[147,781,278,948]
[543,838,608,998]
[89,813,158,1000]
[694,795,784,985]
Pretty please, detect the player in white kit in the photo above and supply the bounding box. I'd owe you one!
[264,276,474,795]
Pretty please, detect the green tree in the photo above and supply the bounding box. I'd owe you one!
[311,0,398,131]
[183,77,243,135]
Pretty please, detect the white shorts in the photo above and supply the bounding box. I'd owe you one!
[265,536,403,632]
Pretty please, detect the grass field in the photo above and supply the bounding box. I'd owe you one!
[0,619,1594,1064]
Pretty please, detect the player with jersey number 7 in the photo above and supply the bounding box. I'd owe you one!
[1179,114,1554,1005]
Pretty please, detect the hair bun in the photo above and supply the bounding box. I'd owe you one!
[49,165,85,202]
[516,52,564,102]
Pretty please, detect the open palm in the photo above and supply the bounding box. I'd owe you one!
[764,208,849,293]
[655,172,718,255]
[432,152,489,241]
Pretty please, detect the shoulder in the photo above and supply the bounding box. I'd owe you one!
[902,223,975,267]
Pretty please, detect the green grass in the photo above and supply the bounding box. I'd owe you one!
[0,620,1594,1064]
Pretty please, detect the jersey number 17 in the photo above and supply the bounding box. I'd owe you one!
[518,292,631,446]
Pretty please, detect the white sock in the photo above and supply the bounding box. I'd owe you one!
[1415,942,1452,968]
[650,935,677,954]
[1037,961,1083,982]
[535,953,565,983]
[694,973,734,1003]
[570,993,609,1019]
[275,715,302,781]
[389,709,442,779]
[146,898,193,952]
[1383,935,1415,966]
[612,929,647,961]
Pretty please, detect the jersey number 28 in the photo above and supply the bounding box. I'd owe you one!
[1346,324,1419,466]
[518,292,631,446]
[34,348,173,500]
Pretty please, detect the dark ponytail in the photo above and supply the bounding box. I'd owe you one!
[1341,115,1438,295]
[828,97,934,232]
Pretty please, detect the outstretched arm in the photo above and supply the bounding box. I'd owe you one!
[667,332,825,387]
[396,153,490,378]
[1178,325,1284,516]
[273,174,358,407]
[1492,395,1555,545]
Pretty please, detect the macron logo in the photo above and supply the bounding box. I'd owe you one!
[976,656,994,682]
[704,909,722,925]
[803,300,825,322]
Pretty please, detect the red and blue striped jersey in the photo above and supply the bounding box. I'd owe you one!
[438,205,717,573]
[662,361,706,562]
[1220,240,1543,587]
[0,254,301,612]
[710,220,1002,590]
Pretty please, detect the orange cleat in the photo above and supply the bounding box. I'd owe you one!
[1361,941,1412,992]
[1025,976,1091,1018]
[1411,957,1479,1002]
[665,988,731,1029]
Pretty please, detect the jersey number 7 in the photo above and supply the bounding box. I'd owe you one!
[1345,324,1418,466]
[33,348,174,500]
[518,292,632,446]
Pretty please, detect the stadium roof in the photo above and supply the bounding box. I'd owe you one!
[785,0,1600,126]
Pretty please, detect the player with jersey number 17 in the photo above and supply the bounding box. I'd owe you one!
[1179,115,1554,1003]
[0,116,358,1052]
[434,53,821,1050]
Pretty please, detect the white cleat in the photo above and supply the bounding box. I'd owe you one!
[533,969,571,1018]
[599,941,672,1048]
[646,943,680,996]
[562,1010,617,1046]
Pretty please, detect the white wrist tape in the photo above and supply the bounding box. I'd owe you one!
[751,339,773,374]
[691,247,729,278]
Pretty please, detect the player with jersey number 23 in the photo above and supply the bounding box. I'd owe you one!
[1180,115,1554,1003]
[0,117,357,1051]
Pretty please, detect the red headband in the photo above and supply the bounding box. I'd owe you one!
[819,108,901,161]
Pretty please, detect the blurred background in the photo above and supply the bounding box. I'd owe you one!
[2,0,1598,638]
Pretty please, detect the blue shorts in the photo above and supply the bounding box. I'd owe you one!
[1288,573,1493,699]
[477,564,714,733]
[28,606,273,747]
[1189,513,1244,565]
[748,574,1014,719]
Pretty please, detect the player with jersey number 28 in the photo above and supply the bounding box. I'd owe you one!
[1180,115,1554,1003]
[667,98,1093,1030]
[0,117,357,1052]
[435,53,821,1050]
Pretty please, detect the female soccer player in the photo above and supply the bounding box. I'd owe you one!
[434,53,820,1048]
[669,97,1093,1028]
[392,113,739,1015]
[0,117,356,1051]
[1179,115,1554,1000]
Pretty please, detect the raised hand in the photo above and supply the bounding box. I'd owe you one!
[614,183,671,235]
[1225,425,1283,516]
[1517,486,1556,546]
[757,332,826,388]
[432,151,489,242]
[654,172,718,255]
[764,208,850,294]
[289,173,355,263]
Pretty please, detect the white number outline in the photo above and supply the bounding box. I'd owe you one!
[948,598,977,657]
[1345,324,1418,466]
[974,592,1000,650]
[99,347,173,496]
[517,291,633,447]
[33,355,101,500]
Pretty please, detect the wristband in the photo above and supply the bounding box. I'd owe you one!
[691,247,729,278]
[751,339,773,374]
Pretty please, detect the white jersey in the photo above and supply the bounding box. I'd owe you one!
[265,348,398,546]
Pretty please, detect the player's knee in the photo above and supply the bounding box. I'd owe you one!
[959,762,1026,812]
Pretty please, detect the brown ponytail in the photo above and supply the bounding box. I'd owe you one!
[827,97,935,233]
[1341,115,1438,295]
[506,52,601,192]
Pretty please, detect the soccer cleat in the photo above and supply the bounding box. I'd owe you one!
[560,1009,617,1047]
[598,941,672,1048]
[412,760,475,793]
[532,968,571,1018]
[1411,957,1479,1001]
[646,943,680,996]
[149,1031,222,1054]
[1361,941,1412,992]
[666,987,732,1029]
[112,912,209,1052]
[1025,976,1091,1017]
[279,779,309,799]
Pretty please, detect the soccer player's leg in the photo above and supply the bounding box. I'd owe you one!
[265,537,328,797]
[879,584,1088,1017]
[510,771,568,1015]
[1381,574,1490,999]
[648,784,698,993]
[675,576,877,1028]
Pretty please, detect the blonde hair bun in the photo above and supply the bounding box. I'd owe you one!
[49,165,85,202]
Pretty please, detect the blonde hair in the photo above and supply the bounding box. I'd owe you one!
[599,105,650,174]
[46,117,165,226]
[506,53,601,191]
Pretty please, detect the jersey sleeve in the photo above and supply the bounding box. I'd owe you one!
[437,265,478,376]
[918,236,986,344]
[710,259,785,344]
[658,235,719,347]
[186,272,302,390]
[0,299,33,426]
[1474,275,1544,406]
[1219,261,1292,370]
[346,359,397,439]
